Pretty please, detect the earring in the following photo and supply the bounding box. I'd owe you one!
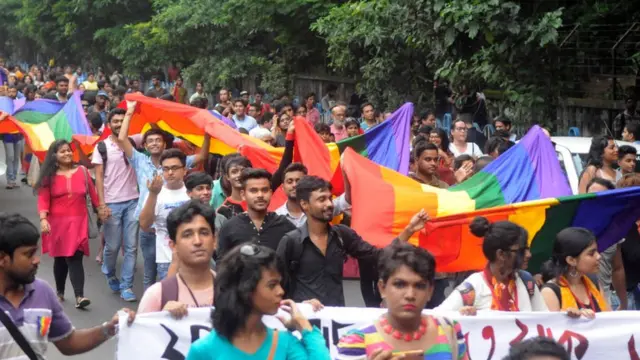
[569,267,579,278]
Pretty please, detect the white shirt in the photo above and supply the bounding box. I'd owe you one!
[275,194,350,228]
[232,114,258,131]
[151,185,190,263]
[449,142,483,158]
[437,271,548,312]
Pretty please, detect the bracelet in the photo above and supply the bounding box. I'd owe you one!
[101,321,114,339]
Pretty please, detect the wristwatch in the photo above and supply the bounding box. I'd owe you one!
[101,322,114,339]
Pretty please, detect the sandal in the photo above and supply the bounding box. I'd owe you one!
[75,297,91,309]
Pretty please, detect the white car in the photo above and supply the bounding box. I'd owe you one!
[552,136,640,194]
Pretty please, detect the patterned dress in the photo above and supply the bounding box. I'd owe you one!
[336,315,468,359]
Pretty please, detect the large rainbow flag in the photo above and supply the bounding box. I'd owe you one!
[0,93,96,160]
[450,126,572,207]
[336,102,413,174]
[341,126,601,272]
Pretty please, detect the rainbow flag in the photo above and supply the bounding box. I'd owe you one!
[341,126,587,272]
[423,187,640,273]
[450,126,572,207]
[336,102,413,174]
[0,93,95,160]
[208,110,236,129]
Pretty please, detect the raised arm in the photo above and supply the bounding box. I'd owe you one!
[118,101,137,159]
[191,133,211,166]
[139,175,163,231]
[271,124,295,191]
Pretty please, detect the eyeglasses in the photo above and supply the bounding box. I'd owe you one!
[162,165,184,173]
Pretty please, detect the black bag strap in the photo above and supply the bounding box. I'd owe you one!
[0,310,38,360]
[160,275,180,309]
[97,141,107,173]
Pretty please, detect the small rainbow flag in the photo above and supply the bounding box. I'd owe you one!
[37,315,52,337]
[0,93,96,160]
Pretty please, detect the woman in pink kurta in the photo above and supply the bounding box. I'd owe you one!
[36,140,99,309]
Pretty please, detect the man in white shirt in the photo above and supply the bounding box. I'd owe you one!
[139,149,191,281]
[231,98,257,131]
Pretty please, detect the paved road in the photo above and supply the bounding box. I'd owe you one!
[0,146,364,359]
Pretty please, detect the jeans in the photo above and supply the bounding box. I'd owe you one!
[157,263,170,281]
[139,230,157,290]
[610,290,637,310]
[3,139,23,183]
[102,199,138,291]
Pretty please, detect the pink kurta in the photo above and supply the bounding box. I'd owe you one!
[37,166,99,257]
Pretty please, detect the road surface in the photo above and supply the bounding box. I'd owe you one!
[0,145,365,359]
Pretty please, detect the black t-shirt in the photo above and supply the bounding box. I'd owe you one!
[216,212,296,259]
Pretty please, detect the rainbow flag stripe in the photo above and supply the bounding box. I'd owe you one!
[336,102,413,174]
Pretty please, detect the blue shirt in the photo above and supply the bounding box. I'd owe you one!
[232,114,258,131]
[186,327,329,360]
[128,149,195,218]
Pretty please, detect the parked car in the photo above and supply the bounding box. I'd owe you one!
[552,136,640,194]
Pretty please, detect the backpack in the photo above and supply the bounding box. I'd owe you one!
[459,270,537,307]
[285,224,346,296]
[97,138,137,174]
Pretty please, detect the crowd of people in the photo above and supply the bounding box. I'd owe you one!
[1,61,639,359]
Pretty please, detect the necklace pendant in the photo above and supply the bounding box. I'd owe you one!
[403,333,413,342]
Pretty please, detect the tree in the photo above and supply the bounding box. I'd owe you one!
[313,0,565,115]
[98,0,340,94]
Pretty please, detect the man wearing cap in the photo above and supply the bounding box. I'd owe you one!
[88,90,110,124]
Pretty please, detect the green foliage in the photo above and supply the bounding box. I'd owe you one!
[314,0,566,112]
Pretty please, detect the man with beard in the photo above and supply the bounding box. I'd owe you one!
[216,169,296,259]
[117,102,210,290]
[92,108,140,302]
[0,213,135,358]
[409,142,449,189]
[54,76,69,103]
[275,163,349,228]
[276,176,429,307]
[88,90,109,124]
[329,104,348,141]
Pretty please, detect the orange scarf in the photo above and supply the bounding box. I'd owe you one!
[557,275,609,312]
[483,264,519,311]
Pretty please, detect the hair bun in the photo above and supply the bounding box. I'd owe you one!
[469,216,490,237]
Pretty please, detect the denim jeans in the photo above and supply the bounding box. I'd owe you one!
[610,290,637,310]
[3,139,23,183]
[157,263,170,281]
[139,230,157,290]
[102,199,139,291]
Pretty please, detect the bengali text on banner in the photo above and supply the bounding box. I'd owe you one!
[117,306,640,359]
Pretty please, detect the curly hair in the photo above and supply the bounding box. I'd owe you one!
[585,135,614,169]
[212,244,285,339]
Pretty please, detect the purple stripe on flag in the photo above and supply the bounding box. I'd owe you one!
[389,102,413,175]
[209,110,237,129]
[64,91,92,135]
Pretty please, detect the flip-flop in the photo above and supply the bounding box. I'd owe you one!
[75,297,91,309]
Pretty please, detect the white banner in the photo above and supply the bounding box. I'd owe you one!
[117,306,640,360]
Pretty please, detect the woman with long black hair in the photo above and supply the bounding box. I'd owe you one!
[541,227,609,316]
[578,135,619,193]
[36,139,107,309]
[186,244,329,360]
